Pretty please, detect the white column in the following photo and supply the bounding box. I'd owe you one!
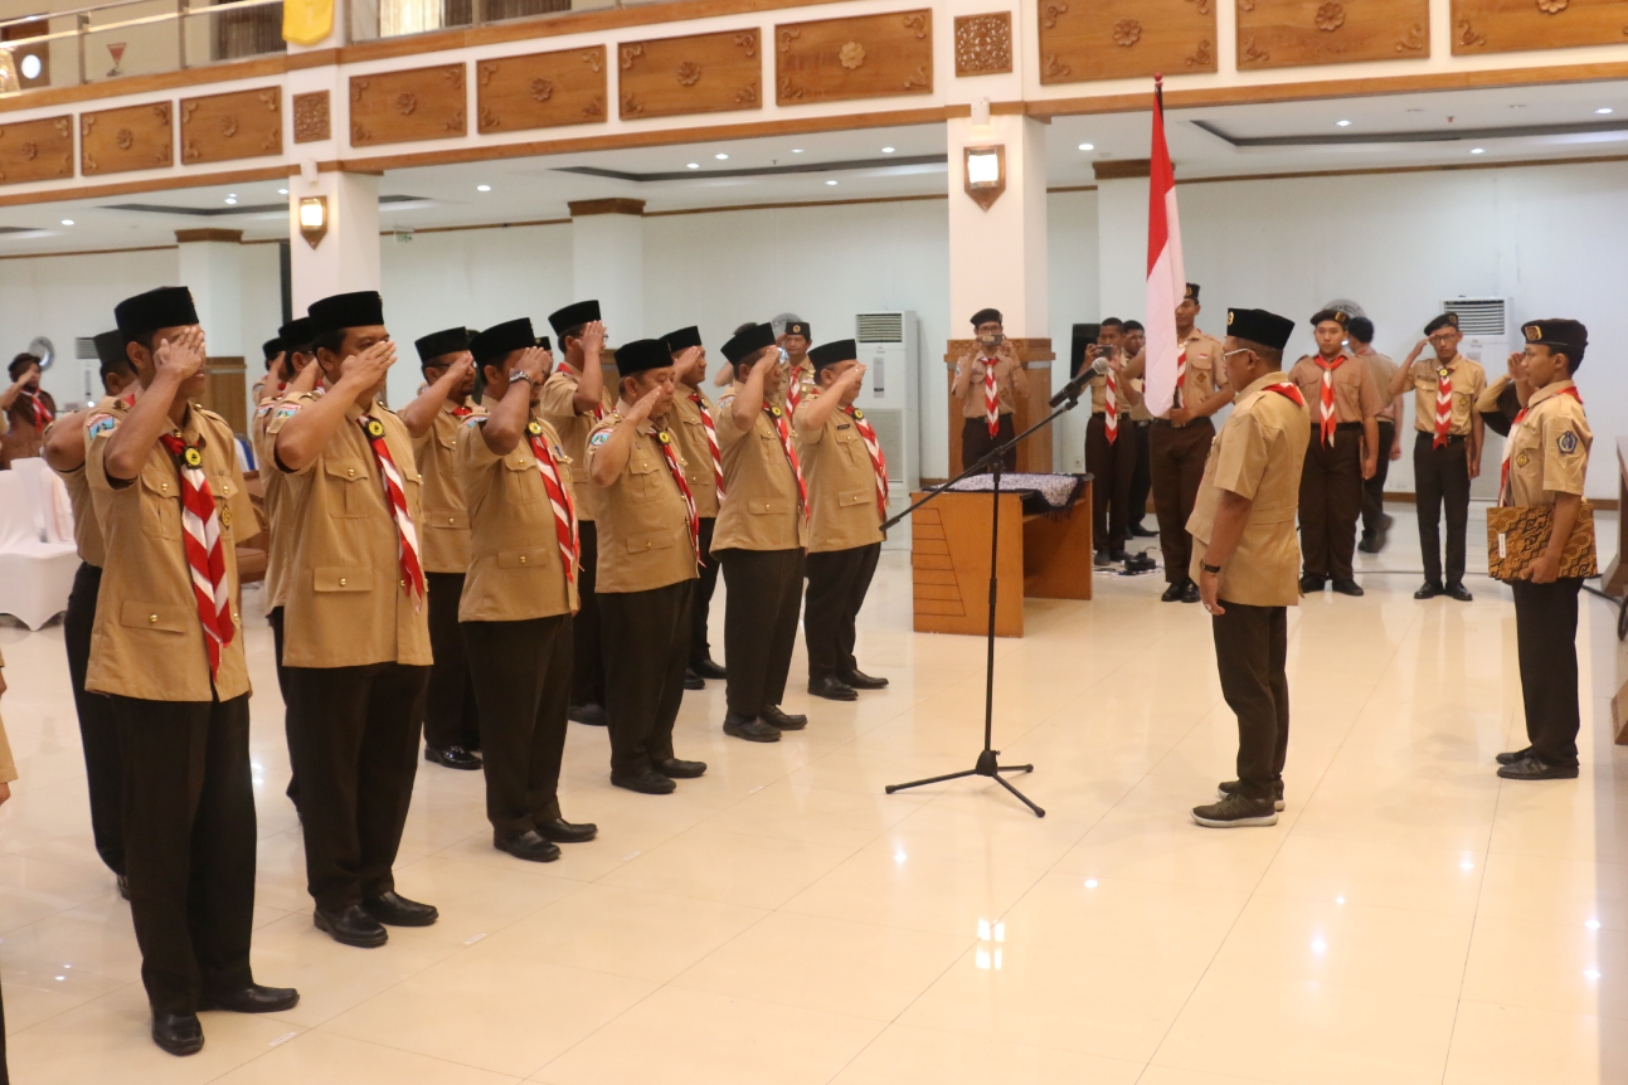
[287,170,381,313]
[176,228,244,357]
[568,198,645,343]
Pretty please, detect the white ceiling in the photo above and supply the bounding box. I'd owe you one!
[1,78,1623,255]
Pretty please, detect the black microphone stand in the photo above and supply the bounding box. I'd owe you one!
[881,379,1093,818]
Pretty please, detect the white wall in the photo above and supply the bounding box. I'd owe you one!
[1048,188,1101,472]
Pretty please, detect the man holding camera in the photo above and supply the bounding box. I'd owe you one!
[951,308,1028,474]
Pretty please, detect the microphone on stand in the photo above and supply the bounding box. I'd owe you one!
[1050,353,1110,408]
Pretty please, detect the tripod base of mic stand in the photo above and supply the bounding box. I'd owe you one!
[885,748,1046,818]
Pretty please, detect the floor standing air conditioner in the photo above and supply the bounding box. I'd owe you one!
[1441,296,1512,500]
[855,311,919,550]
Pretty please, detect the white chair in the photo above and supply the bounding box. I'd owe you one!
[0,457,80,630]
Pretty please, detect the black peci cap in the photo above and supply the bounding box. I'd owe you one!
[1522,318,1588,356]
[548,300,600,336]
[1185,283,1200,302]
[93,330,127,371]
[783,320,811,340]
[1309,307,1349,329]
[722,322,776,364]
[615,338,674,377]
[663,326,703,353]
[471,318,536,366]
[1227,308,1295,351]
[415,326,471,365]
[114,287,198,336]
[1424,313,1459,336]
[970,307,1002,327]
[262,337,284,363]
[308,291,385,334]
[809,339,857,370]
[279,316,317,352]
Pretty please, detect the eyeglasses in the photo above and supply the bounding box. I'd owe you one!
[1222,348,1255,360]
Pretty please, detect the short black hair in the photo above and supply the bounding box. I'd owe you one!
[1123,320,1145,333]
[8,353,40,381]
[1552,343,1587,375]
[733,322,759,337]
[1100,317,1124,329]
[560,324,587,343]
[732,345,776,380]
[1346,316,1375,344]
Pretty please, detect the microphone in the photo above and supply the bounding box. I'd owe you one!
[1050,354,1109,408]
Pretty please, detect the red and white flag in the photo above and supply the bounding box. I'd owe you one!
[1142,76,1186,418]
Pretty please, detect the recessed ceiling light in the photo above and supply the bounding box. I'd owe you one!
[60,218,74,225]
[1336,119,1352,127]
[1078,143,1095,151]
[881,146,896,153]
[277,188,289,195]
[714,153,729,160]
[1597,107,1615,115]
[224,197,238,205]
[1470,147,1486,155]
[477,184,491,192]
[686,162,700,170]
[791,148,804,154]
[825,180,838,186]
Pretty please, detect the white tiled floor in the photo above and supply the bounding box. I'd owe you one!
[0,503,1623,1084]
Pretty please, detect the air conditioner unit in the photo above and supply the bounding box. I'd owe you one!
[855,310,920,550]
[1441,296,1512,500]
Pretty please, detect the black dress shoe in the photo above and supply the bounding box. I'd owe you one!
[424,745,482,770]
[1357,534,1379,554]
[692,657,727,680]
[1300,574,1326,592]
[1330,579,1365,597]
[1093,550,1114,568]
[1445,582,1473,603]
[1107,549,1132,563]
[612,770,678,794]
[808,676,858,701]
[840,669,889,690]
[683,669,706,690]
[536,816,598,843]
[151,1011,204,1056]
[1129,522,1158,538]
[1180,582,1202,604]
[1414,581,1445,600]
[314,905,388,948]
[654,757,707,779]
[494,830,561,862]
[117,873,130,901]
[761,705,807,731]
[1495,746,1533,766]
[1160,581,1187,602]
[363,891,439,927]
[569,703,608,726]
[723,713,781,743]
[1497,754,1580,781]
[199,984,300,1013]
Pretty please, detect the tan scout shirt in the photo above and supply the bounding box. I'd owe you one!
[776,358,816,411]
[1288,353,1383,425]
[796,391,886,554]
[252,387,321,612]
[1404,354,1487,436]
[50,393,132,568]
[1169,328,1227,417]
[1357,351,1399,424]
[953,352,1026,418]
[711,386,807,552]
[86,403,257,701]
[1187,373,1311,608]
[268,395,432,669]
[1505,380,1590,507]
[0,648,17,785]
[671,389,722,519]
[539,366,615,523]
[585,408,699,594]
[412,400,478,573]
[456,408,578,622]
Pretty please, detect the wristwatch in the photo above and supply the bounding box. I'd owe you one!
[509,370,535,385]
[1201,561,1223,575]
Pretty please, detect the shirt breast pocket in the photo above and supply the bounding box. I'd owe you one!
[629,453,664,498]
[502,456,541,503]
[323,459,374,517]
[138,466,180,540]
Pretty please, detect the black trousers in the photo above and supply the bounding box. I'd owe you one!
[1127,419,1153,526]
[1086,413,1139,552]
[424,572,480,751]
[1149,419,1214,585]
[690,517,722,666]
[1212,602,1290,801]
[112,693,256,1014]
[1299,425,1363,580]
[463,615,572,834]
[962,415,1016,474]
[65,561,123,876]
[600,581,692,775]
[718,547,804,718]
[804,543,880,681]
[572,521,607,708]
[1513,578,1583,767]
[268,606,299,806]
[1414,432,1472,587]
[1361,419,1396,539]
[284,663,428,912]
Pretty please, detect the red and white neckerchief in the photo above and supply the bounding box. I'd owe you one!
[1315,355,1343,447]
[357,415,426,610]
[451,402,474,420]
[1264,383,1305,408]
[1432,362,1454,449]
[524,420,578,584]
[982,361,1000,438]
[27,391,53,432]
[1104,366,1119,444]
[157,433,234,677]
[843,406,890,520]
[558,363,606,422]
[1499,384,1583,506]
[690,392,725,501]
[764,404,809,519]
[786,370,804,418]
[654,427,701,564]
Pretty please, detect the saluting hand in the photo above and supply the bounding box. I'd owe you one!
[1506,351,1526,382]
[516,345,548,387]
[154,326,207,384]
[339,338,396,391]
[840,363,868,390]
[1406,338,1429,365]
[580,321,606,355]
[624,384,662,426]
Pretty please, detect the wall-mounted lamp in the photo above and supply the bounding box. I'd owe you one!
[963,145,1006,211]
[298,196,328,249]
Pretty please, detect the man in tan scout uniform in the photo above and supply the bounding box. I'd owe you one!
[270,290,438,949]
[540,300,613,728]
[1,351,55,467]
[1188,307,1309,829]
[402,326,483,770]
[587,337,708,793]
[1494,319,1592,783]
[1083,318,1138,564]
[1289,308,1380,596]
[90,287,296,1054]
[778,317,814,416]
[951,308,1028,474]
[713,322,809,743]
[797,339,890,703]
[1389,313,1487,601]
[1120,320,1157,541]
[1348,317,1402,555]
[665,326,727,687]
[41,329,136,895]
[459,318,596,859]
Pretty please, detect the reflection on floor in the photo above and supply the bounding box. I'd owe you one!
[0,503,1622,1084]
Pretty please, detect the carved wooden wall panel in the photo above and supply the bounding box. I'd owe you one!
[617,29,761,120]
[0,116,73,185]
[955,12,1014,76]
[774,10,933,105]
[81,102,173,176]
[1037,0,1217,84]
[350,64,467,147]
[180,87,282,165]
[1236,0,1429,68]
[477,45,608,133]
[1450,0,1628,55]
[293,91,330,143]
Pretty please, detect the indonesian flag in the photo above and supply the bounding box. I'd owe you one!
[1142,76,1186,418]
